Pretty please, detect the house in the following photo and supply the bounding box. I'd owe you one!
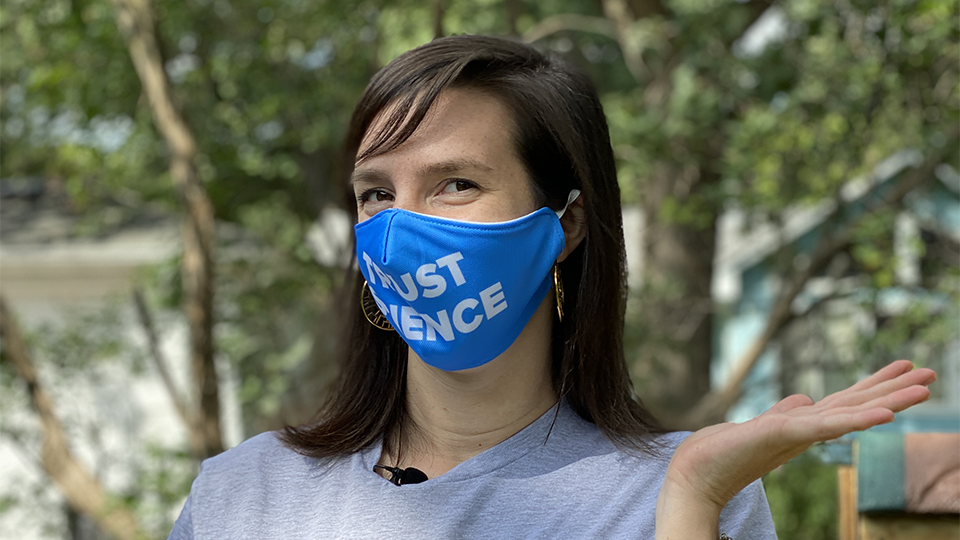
[709,152,960,538]
[711,150,960,421]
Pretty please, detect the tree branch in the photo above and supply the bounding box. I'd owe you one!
[110,0,222,458]
[505,0,521,37]
[520,2,675,85]
[521,13,617,44]
[132,289,199,450]
[432,0,445,39]
[0,296,147,540]
[625,0,668,19]
[682,144,957,428]
[600,0,648,81]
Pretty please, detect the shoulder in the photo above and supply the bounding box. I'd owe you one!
[199,431,289,475]
[170,432,299,538]
[190,431,335,500]
[509,420,773,538]
[195,431,287,481]
[173,431,351,537]
[608,430,688,471]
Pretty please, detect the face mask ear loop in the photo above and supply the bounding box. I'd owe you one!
[555,189,582,219]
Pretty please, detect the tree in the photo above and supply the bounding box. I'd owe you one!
[110,0,222,460]
[0,298,147,540]
[1,0,956,537]
[568,0,958,426]
[2,0,384,535]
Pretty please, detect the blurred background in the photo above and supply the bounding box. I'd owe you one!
[1,0,957,538]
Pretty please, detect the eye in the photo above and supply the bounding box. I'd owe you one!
[441,179,478,194]
[356,188,395,211]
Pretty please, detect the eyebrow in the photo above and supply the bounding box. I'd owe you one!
[350,158,496,186]
[418,158,495,176]
[349,168,389,187]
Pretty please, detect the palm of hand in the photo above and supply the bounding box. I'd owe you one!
[665,360,936,510]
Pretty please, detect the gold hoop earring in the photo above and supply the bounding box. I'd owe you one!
[361,281,395,331]
[553,264,564,323]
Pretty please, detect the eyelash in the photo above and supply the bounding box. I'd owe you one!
[355,179,479,206]
[442,178,479,193]
[356,188,393,205]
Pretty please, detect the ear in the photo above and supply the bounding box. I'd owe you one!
[557,195,586,263]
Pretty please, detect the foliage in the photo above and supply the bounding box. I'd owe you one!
[600,0,957,417]
[601,0,958,220]
[1,0,957,537]
[124,444,197,537]
[0,299,194,539]
[763,451,840,540]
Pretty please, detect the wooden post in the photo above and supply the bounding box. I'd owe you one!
[838,464,858,540]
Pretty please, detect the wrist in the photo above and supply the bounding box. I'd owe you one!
[655,475,724,540]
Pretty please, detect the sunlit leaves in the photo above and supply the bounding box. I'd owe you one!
[721,0,955,217]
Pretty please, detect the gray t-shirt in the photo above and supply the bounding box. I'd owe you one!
[169,402,776,539]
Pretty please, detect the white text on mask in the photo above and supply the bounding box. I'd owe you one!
[362,251,509,341]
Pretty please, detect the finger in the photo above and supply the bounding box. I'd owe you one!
[764,406,892,446]
[819,366,935,409]
[782,385,930,445]
[857,384,931,414]
[814,385,931,419]
[809,408,896,442]
[767,394,815,414]
[846,360,915,392]
[817,362,908,407]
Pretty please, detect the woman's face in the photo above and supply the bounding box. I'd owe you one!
[351,89,537,224]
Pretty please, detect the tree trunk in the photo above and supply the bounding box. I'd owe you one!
[504,0,521,37]
[635,166,718,426]
[111,0,223,459]
[597,0,776,426]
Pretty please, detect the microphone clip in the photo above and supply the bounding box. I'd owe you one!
[374,464,428,485]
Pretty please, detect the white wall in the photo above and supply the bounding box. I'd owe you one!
[0,226,242,539]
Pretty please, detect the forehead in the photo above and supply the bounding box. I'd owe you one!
[356,88,520,168]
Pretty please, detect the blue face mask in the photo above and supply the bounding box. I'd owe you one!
[355,191,579,371]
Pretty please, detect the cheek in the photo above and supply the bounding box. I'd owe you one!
[486,187,539,222]
[513,177,541,215]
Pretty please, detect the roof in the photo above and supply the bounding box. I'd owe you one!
[712,150,960,303]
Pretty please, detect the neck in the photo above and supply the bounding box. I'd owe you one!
[380,296,557,480]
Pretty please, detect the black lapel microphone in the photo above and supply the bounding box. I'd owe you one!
[374,464,428,485]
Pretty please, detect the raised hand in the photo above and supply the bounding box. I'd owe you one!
[655,360,936,539]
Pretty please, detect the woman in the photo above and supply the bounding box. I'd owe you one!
[169,35,935,539]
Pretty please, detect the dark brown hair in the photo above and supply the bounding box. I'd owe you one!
[282,35,661,458]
